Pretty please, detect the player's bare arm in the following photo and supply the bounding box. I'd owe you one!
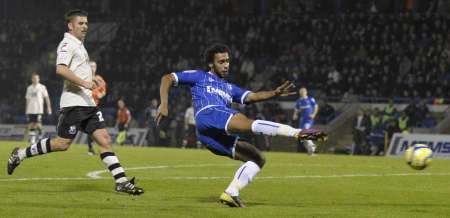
[156,73,176,125]
[45,96,52,115]
[245,81,296,103]
[292,108,299,120]
[56,64,97,90]
[310,105,318,119]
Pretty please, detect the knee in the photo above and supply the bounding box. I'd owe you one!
[254,153,266,169]
[97,134,112,148]
[104,135,112,147]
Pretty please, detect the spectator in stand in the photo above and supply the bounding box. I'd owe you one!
[385,117,401,148]
[367,108,385,156]
[422,113,437,128]
[115,99,132,145]
[239,57,255,84]
[173,104,186,147]
[382,99,395,123]
[369,107,382,131]
[183,103,199,148]
[315,100,336,124]
[417,99,430,125]
[404,100,420,127]
[352,109,371,155]
[397,111,411,133]
[144,98,159,146]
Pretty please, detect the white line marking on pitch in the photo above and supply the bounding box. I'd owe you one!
[1,164,449,182]
[154,172,450,180]
[85,163,386,179]
[0,177,105,182]
[2,172,450,182]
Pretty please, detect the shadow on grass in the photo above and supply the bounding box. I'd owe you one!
[191,195,301,208]
[193,195,449,209]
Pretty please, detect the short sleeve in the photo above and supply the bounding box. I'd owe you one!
[310,97,317,107]
[41,85,49,97]
[25,87,31,99]
[172,70,204,86]
[56,41,74,66]
[230,83,251,104]
[184,108,192,119]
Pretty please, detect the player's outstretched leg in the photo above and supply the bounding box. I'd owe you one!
[220,141,265,208]
[91,128,144,195]
[228,113,326,142]
[7,137,72,175]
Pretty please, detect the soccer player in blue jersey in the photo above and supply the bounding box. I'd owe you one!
[293,87,319,155]
[156,44,326,207]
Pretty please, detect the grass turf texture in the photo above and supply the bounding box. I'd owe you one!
[0,141,449,218]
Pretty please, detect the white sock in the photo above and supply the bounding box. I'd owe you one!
[225,161,261,196]
[251,120,300,137]
[306,140,316,153]
[29,130,36,144]
[17,149,27,161]
[18,138,52,161]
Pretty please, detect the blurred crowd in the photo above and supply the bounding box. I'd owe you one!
[352,99,437,155]
[100,4,450,106]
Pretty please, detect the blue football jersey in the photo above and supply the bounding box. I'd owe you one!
[172,70,251,114]
[295,96,317,120]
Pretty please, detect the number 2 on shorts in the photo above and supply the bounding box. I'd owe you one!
[96,111,104,122]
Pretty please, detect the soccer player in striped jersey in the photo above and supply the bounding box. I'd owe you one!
[157,44,326,207]
[115,99,131,145]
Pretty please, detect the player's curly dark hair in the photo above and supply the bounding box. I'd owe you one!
[203,43,231,67]
[64,9,88,23]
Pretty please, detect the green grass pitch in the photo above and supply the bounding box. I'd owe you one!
[1,141,450,218]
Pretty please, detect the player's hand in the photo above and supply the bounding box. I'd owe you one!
[94,75,106,87]
[47,107,52,115]
[274,81,296,97]
[155,104,168,126]
[309,114,315,119]
[83,80,98,90]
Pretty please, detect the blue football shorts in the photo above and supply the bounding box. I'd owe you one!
[195,106,240,158]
